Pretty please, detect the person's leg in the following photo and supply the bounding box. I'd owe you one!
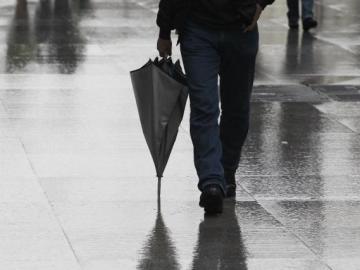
[180,21,226,196]
[301,0,317,31]
[287,0,300,28]
[301,0,314,19]
[219,25,259,197]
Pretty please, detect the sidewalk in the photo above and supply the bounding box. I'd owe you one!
[0,0,360,269]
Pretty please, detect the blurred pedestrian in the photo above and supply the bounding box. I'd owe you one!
[156,0,275,214]
[287,0,317,30]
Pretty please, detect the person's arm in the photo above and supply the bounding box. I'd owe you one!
[156,0,176,40]
[244,0,275,32]
[156,0,177,57]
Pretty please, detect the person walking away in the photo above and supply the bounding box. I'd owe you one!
[287,0,317,30]
[156,0,275,214]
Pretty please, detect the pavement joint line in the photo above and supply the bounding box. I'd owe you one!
[253,197,335,270]
[251,197,360,202]
[311,104,360,134]
[18,139,84,270]
[130,0,157,14]
[239,173,360,177]
[309,87,335,100]
[268,20,356,60]
[314,35,359,55]
[237,183,331,266]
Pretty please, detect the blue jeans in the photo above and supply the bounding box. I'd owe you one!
[180,20,259,194]
[287,0,314,21]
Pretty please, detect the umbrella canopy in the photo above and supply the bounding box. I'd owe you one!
[130,58,188,181]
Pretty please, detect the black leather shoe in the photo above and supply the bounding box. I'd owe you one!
[303,18,318,31]
[225,171,236,198]
[199,184,224,214]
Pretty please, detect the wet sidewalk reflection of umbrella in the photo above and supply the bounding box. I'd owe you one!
[137,195,180,270]
[130,57,188,195]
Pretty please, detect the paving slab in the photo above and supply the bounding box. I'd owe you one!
[0,0,360,269]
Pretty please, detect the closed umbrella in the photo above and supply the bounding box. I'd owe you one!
[130,57,188,195]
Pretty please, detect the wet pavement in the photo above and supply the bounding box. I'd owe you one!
[1,0,360,269]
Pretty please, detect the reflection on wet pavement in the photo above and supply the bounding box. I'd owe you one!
[0,0,360,269]
[191,201,247,270]
[137,199,180,270]
[5,0,86,74]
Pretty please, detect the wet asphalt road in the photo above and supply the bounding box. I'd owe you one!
[1,0,360,269]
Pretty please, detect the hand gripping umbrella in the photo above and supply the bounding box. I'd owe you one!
[130,57,188,196]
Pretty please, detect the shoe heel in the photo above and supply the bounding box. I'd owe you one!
[204,194,223,214]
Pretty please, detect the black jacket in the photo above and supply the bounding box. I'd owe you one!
[157,0,275,39]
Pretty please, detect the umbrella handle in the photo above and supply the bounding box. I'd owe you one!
[161,55,171,61]
[157,176,162,212]
[157,176,162,197]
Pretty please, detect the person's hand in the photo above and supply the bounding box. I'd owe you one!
[244,4,263,32]
[157,38,172,58]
